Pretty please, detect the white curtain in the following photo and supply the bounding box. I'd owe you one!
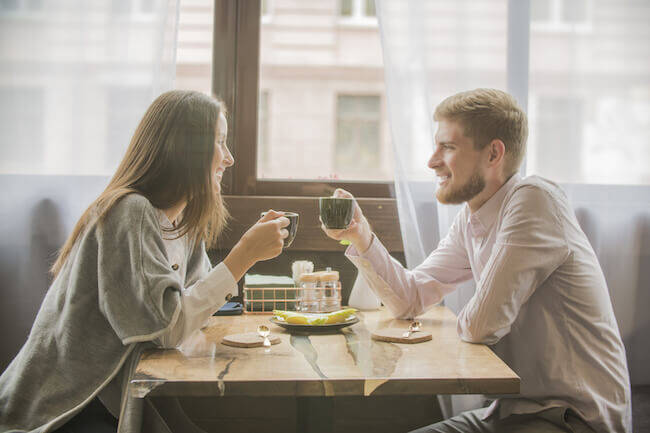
[0,0,179,371]
[377,0,650,419]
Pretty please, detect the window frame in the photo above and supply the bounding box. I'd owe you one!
[211,0,401,251]
[212,0,393,198]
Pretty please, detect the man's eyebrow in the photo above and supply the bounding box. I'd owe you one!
[437,140,455,145]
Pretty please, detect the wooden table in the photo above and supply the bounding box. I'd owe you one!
[131,307,519,432]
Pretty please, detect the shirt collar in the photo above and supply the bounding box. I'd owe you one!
[467,173,521,238]
[155,207,176,230]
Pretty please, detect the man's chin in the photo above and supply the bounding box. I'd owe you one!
[436,188,463,205]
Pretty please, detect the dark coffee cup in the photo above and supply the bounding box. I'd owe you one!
[319,197,354,229]
[261,211,299,248]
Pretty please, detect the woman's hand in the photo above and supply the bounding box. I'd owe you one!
[223,210,289,281]
[320,189,373,254]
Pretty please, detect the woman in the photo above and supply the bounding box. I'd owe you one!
[0,90,289,432]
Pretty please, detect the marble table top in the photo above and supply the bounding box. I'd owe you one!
[130,306,520,398]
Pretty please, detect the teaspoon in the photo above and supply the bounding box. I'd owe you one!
[402,321,422,338]
[257,325,271,347]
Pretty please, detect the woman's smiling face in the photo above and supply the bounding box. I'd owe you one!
[212,111,234,193]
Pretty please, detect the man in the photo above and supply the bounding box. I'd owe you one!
[322,89,631,433]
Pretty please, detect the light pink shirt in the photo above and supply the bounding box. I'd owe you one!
[346,174,631,433]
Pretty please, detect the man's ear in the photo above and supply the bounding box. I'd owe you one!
[487,139,506,166]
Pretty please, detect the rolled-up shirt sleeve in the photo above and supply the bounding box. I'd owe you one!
[346,214,473,319]
[457,185,571,345]
[153,262,237,348]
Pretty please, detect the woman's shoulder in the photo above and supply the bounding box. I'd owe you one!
[102,193,158,230]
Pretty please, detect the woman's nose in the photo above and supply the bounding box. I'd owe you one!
[224,147,234,167]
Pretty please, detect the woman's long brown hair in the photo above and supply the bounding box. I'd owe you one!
[51,90,229,277]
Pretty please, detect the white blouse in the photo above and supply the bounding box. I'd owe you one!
[152,209,238,348]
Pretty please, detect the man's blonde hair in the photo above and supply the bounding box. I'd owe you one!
[434,88,528,177]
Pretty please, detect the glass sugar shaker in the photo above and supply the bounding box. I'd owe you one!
[319,267,341,313]
[298,272,319,312]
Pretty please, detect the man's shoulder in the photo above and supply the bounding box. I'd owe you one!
[500,175,570,220]
[509,175,566,203]
[516,174,561,191]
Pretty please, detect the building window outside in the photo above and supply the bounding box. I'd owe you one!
[335,95,381,179]
[261,0,271,22]
[339,0,376,25]
[256,0,390,183]
[111,0,156,16]
[174,0,213,94]
[531,0,590,31]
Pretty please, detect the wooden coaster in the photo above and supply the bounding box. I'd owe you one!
[371,328,432,344]
[221,332,281,348]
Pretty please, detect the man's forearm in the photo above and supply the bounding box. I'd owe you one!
[348,218,373,254]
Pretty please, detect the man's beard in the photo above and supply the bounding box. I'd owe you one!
[436,170,486,204]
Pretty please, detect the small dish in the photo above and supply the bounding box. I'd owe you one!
[270,316,359,333]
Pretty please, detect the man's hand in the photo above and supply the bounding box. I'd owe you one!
[320,189,373,254]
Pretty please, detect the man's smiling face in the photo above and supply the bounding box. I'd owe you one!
[429,119,486,205]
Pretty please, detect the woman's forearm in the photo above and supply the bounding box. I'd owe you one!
[223,241,257,282]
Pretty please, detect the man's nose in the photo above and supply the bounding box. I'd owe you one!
[428,151,440,170]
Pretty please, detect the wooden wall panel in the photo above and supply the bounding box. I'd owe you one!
[218,196,404,252]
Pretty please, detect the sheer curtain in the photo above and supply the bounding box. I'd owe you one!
[377,0,649,419]
[0,0,179,371]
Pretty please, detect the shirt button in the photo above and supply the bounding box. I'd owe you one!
[225,293,233,301]
[171,264,179,271]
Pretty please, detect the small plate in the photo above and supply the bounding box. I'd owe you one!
[270,316,359,333]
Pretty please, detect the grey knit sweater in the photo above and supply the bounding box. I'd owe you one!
[0,194,210,432]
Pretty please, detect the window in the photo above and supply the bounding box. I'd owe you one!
[528,97,584,183]
[251,0,391,195]
[335,95,383,179]
[261,0,271,21]
[339,0,376,20]
[111,0,156,16]
[0,0,42,12]
[528,0,649,185]
[0,87,43,173]
[106,86,151,173]
[191,0,400,251]
[531,0,590,31]
[175,1,392,196]
[175,0,213,94]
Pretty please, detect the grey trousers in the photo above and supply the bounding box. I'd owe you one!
[410,407,594,433]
